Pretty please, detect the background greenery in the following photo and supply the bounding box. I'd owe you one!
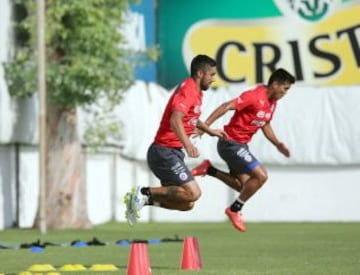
[4,0,152,148]
[0,222,359,274]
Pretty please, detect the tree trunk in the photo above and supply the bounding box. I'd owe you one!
[34,105,91,229]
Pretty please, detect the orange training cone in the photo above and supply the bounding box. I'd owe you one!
[180,236,202,270]
[127,242,152,275]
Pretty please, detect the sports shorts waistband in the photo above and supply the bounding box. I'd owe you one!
[152,142,183,151]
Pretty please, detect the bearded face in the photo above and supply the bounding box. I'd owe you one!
[200,66,217,90]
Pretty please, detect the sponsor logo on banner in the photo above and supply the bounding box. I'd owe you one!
[274,0,337,23]
[183,0,360,86]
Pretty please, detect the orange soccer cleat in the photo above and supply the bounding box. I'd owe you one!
[225,207,247,232]
[191,159,212,177]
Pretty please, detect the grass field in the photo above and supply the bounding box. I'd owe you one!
[0,222,359,274]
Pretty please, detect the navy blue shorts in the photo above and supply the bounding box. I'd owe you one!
[147,143,194,186]
[217,139,260,175]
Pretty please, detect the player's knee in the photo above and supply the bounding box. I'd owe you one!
[186,188,201,202]
[179,202,195,211]
[258,171,268,185]
[183,182,201,201]
[191,187,202,201]
[252,168,268,186]
[235,178,244,191]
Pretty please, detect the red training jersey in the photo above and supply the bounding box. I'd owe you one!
[224,85,277,144]
[154,78,202,148]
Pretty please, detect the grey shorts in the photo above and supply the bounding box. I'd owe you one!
[217,139,260,175]
[147,143,194,186]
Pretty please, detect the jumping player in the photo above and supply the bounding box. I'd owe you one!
[124,54,226,226]
[192,68,295,232]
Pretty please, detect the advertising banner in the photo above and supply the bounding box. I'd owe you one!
[129,0,157,82]
[158,0,360,88]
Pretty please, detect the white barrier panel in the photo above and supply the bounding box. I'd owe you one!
[18,148,39,227]
[107,83,360,166]
[0,146,16,229]
[1,146,360,229]
[86,153,113,224]
[244,165,360,222]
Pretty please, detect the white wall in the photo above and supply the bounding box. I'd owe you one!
[243,165,360,222]
[86,153,113,224]
[18,147,39,227]
[1,145,359,229]
[0,146,15,229]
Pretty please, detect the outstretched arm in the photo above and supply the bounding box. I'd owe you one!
[196,120,227,139]
[262,122,290,157]
[193,100,234,138]
[204,100,235,126]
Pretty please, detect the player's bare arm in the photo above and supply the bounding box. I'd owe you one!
[196,120,227,139]
[193,100,234,138]
[262,123,290,157]
[170,110,199,158]
[204,100,236,126]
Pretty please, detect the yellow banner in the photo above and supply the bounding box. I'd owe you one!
[183,4,360,86]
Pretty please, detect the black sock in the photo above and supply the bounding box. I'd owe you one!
[230,199,244,212]
[141,187,153,205]
[207,166,218,176]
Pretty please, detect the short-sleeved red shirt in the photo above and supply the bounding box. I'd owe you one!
[154,78,202,148]
[224,85,277,144]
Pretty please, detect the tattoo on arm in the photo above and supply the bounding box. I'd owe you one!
[166,186,178,199]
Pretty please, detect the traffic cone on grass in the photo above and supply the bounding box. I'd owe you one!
[127,242,151,275]
[180,236,202,270]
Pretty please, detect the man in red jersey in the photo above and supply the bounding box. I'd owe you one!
[192,68,295,232]
[124,54,226,226]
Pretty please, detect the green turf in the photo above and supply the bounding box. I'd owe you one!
[0,222,359,274]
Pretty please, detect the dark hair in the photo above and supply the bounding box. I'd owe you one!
[268,68,296,85]
[190,54,216,77]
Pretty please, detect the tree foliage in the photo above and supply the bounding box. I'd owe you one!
[4,0,144,147]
